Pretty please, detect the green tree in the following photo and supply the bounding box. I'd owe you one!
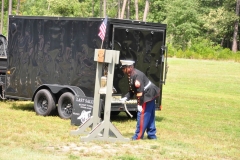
[165,0,201,50]
[201,7,237,47]
[232,0,240,52]
[1,0,4,34]
[142,0,149,21]
[199,0,237,49]
[135,0,138,20]
[0,0,17,36]
[21,0,49,16]
[3,0,239,52]
[147,0,167,23]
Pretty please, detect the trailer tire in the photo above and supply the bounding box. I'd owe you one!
[57,92,74,119]
[34,89,56,116]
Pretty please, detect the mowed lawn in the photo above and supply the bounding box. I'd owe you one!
[0,58,239,160]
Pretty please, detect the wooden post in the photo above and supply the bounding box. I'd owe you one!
[71,49,129,142]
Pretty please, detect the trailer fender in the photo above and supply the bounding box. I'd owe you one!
[32,84,86,101]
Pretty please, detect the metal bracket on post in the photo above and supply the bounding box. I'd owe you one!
[71,49,130,142]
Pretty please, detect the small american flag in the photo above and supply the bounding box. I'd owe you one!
[98,17,108,41]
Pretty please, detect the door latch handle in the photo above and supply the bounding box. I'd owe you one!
[155,60,158,67]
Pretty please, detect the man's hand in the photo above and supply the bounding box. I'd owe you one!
[137,105,143,112]
[120,97,127,102]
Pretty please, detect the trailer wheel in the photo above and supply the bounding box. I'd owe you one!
[58,92,74,119]
[34,89,56,116]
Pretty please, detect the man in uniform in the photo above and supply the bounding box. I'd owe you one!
[120,60,160,140]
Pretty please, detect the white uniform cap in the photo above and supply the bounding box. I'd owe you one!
[120,60,135,67]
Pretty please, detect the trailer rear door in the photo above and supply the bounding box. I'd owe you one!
[111,24,167,109]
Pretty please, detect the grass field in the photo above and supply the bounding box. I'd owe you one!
[0,58,240,160]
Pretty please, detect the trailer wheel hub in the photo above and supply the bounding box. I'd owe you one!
[64,103,72,114]
[41,100,48,110]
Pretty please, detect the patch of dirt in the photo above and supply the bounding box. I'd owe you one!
[48,142,135,154]
[45,135,160,159]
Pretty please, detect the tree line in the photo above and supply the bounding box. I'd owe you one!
[0,0,240,54]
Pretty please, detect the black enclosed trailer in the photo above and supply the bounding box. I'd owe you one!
[1,15,168,119]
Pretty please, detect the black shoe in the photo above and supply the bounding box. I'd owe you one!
[147,136,157,140]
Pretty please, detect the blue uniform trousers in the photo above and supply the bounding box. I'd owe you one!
[132,99,157,140]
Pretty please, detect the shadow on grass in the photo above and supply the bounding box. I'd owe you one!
[9,101,59,117]
[8,102,165,122]
[10,102,34,112]
[106,112,135,122]
[109,112,165,122]
[156,116,165,122]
